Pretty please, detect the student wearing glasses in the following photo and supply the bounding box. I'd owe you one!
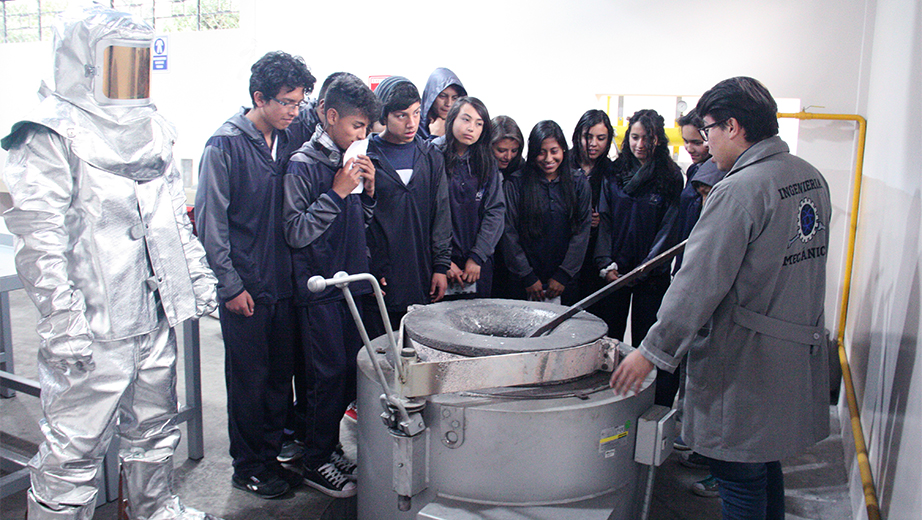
[613,78,831,520]
[196,51,315,498]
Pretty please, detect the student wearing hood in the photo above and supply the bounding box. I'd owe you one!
[418,67,467,140]
[364,76,452,336]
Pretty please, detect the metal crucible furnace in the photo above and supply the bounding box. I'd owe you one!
[308,273,674,520]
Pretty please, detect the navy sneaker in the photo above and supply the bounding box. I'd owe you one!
[679,451,710,470]
[692,475,720,497]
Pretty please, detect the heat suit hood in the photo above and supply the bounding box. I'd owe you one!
[1,2,172,181]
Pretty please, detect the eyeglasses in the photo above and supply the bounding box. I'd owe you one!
[271,97,303,111]
[699,119,728,141]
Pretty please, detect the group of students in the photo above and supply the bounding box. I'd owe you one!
[193,53,725,501]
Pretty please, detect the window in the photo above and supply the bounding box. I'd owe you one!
[1,0,239,44]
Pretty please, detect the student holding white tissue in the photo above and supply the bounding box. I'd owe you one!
[282,73,379,498]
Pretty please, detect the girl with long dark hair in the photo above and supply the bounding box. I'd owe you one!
[433,97,506,297]
[571,110,615,306]
[594,108,683,406]
[501,120,591,305]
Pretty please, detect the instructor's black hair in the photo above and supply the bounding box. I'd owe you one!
[696,76,779,143]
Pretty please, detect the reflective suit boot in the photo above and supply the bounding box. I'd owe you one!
[122,455,225,520]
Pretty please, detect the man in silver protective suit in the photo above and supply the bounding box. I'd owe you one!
[1,4,222,520]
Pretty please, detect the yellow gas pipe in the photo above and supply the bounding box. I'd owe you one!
[777,111,879,520]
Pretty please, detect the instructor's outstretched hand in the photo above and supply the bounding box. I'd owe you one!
[610,349,654,396]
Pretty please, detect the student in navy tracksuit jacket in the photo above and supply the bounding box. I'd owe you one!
[594,108,683,407]
[364,76,451,336]
[489,115,525,300]
[673,109,713,273]
[418,67,466,140]
[278,71,353,466]
[501,120,591,306]
[283,74,379,498]
[195,51,315,499]
[571,110,616,317]
[433,96,505,298]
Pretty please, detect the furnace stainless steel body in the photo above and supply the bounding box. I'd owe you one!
[307,274,672,520]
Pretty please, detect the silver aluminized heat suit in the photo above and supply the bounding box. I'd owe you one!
[1,4,221,520]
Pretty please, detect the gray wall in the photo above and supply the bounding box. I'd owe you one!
[844,0,922,518]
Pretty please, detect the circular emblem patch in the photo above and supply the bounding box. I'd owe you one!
[797,198,819,243]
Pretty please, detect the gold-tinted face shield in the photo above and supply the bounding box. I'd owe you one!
[94,41,151,104]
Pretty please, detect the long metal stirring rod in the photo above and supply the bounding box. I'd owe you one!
[530,240,687,337]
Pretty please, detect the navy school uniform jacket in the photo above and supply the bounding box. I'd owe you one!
[432,136,506,290]
[365,135,452,312]
[283,129,376,306]
[594,158,683,278]
[195,108,297,304]
[673,161,703,273]
[501,168,591,288]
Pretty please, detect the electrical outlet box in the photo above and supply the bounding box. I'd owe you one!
[634,405,677,466]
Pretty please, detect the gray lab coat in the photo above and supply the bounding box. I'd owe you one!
[639,136,831,463]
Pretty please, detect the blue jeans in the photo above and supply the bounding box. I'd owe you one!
[707,459,784,520]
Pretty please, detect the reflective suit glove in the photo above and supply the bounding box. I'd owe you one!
[192,277,218,318]
[34,302,96,372]
[39,338,95,372]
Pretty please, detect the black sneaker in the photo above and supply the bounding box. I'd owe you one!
[271,462,304,490]
[330,449,357,482]
[679,451,710,470]
[277,440,305,463]
[232,470,290,499]
[303,462,357,498]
